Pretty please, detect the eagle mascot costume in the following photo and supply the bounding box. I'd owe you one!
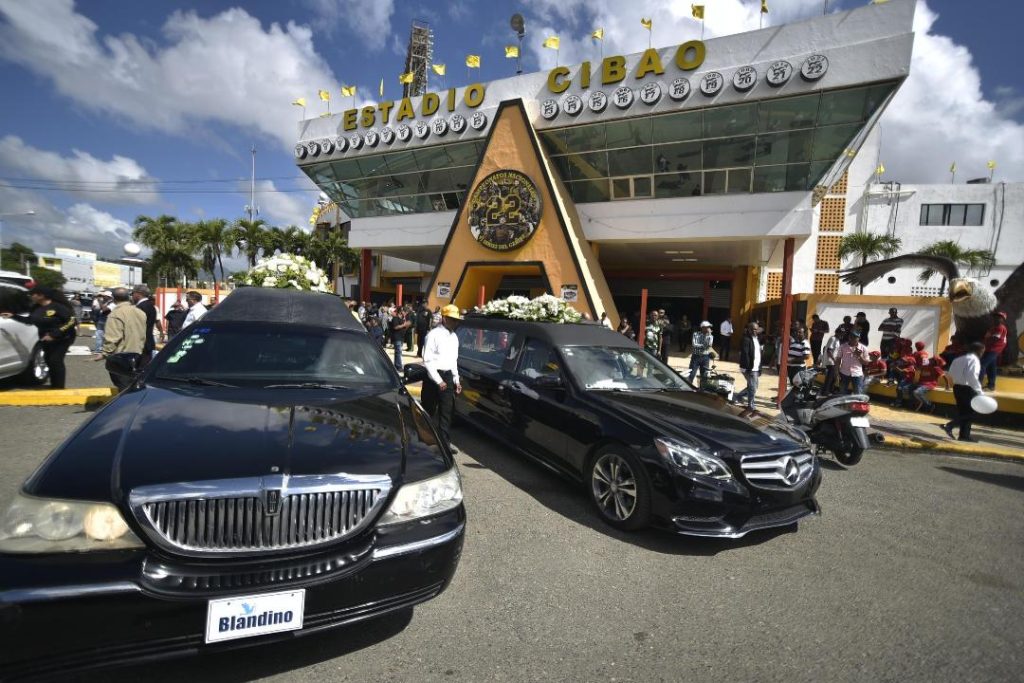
[841,256,1023,364]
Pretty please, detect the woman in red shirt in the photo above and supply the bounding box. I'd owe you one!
[979,311,1008,390]
[913,356,950,412]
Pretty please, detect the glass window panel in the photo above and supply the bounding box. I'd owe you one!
[811,123,861,161]
[308,163,335,186]
[654,172,701,198]
[818,88,870,125]
[379,172,423,197]
[965,204,985,226]
[412,145,453,171]
[921,204,944,226]
[755,130,813,165]
[562,123,607,152]
[605,119,652,148]
[611,177,632,199]
[808,161,834,186]
[420,169,454,193]
[382,151,419,174]
[356,154,390,177]
[727,168,751,194]
[445,142,481,166]
[330,159,363,181]
[948,204,967,226]
[652,111,703,143]
[346,176,382,197]
[703,103,757,138]
[448,166,475,191]
[758,94,820,132]
[633,176,652,197]
[783,164,811,191]
[654,141,701,174]
[704,170,727,195]
[569,151,609,180]
[550,155,574,181]
[703,136,754,169]
[863,83,895,119]
[609,147,653,176]
[569,178,610,203]
[753,165,788,193]
[539,130,566,154]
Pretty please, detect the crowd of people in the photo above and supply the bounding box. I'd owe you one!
[345,299,445,372]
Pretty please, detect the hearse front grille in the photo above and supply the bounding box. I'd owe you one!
[130,474,392,557]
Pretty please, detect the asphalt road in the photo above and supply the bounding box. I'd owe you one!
[1,406,1022,682]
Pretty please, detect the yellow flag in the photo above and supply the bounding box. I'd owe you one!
[318,89,330,102]
[379,77,384,97]
[466,54,480,68]
[291,98,306,107]
[591,27,604,40]
[399,72,414,84]
[691,4,704,19]
[640,18,652,30]
[875,163,885,175]
[987,160,997,170]
[543,36,560,50]
[949,162,957,173]
[432,63,446,76]
[761,0,769,13]
[505,45,519,58]
[341,85,356,97]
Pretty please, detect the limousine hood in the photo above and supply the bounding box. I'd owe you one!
[591,390,807,455]
[26,385,448,503]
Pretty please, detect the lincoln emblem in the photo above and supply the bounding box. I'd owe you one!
[264,489,282,516]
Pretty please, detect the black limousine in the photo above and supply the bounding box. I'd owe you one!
[0,288,464,676]
[425,316,819,537]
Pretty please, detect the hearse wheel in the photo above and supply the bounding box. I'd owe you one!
[588,448,652,531]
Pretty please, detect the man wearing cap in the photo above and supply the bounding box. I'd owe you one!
[422,304,463,453]
[687,321,714,384]
[836,329,868,394]
[979,311,1008,390]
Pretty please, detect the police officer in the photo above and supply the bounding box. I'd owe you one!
[19,287,76,388]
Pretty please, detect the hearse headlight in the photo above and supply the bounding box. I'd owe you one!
[655,438,733,480]
[378,467,463,526]
[0,492,144,553]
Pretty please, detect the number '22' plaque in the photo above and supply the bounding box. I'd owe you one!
[468,170,543,252]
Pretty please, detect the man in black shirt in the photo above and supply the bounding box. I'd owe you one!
[388,306,412,370]
[415,302,432,358]
[131,285,162,368]
[164,301,186,337]
[854,311,871,347]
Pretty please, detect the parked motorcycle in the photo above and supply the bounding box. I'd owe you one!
[777,367,875,466]
[698,361,735,402]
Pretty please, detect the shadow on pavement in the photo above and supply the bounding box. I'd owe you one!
[87,608,415,683]
[939,466,1024,493]
[452,424,797,557]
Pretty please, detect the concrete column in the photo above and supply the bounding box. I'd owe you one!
[777,238,795,409]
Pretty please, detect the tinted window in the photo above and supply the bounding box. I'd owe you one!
[516,339,562,380]
[0,286,31,315]
[561,346,691,391]
[456,327,517,368]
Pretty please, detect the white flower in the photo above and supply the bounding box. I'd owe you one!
[262,276,277,287]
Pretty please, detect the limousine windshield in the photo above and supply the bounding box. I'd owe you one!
[560,345,692,392]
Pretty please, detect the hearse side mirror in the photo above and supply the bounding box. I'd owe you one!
[404,363,428,385]
[104,352,141,380]
[532,373,564,389]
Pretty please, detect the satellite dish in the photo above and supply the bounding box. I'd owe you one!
[510,13,525,36]
[123,242,142,257]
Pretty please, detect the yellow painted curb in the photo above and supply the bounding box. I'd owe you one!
[878,434,1024,462]
[0,387,116,407]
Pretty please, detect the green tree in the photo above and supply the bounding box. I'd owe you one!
[916,240,997,296]
[133,214,199,287]
[838,232,903,293]
[191,218,233,285]
[0,243,66,288]
[231,218,269,267]
[308,230,358,294]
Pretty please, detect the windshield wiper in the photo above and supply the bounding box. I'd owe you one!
[155,375,238,388]
[263,382,351,390]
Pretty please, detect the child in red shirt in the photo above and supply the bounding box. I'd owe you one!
[864,351,887,386]
[912,340,929,366]
[913,356,949,412]
[893,355,917,408]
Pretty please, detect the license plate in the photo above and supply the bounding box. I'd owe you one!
[205,589,305,644]
[849,416,870,427]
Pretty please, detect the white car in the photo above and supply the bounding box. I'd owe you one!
[0,282,49,384]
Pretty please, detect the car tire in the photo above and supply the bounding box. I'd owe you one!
[19,344,49,386]
[587,448,652,531]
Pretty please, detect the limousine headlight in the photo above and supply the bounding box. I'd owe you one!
[655,438,733,480]
[378,467,463,525]
[0,492,144,553]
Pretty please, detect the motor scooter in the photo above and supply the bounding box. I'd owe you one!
[777,367,876,466]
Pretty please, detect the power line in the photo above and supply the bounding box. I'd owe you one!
[0,174,311,185]
[0,181,318,195]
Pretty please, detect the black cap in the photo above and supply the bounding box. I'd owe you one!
[849,329,861,338]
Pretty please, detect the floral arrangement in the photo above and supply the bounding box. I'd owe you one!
[238,253,332,293]
[478,294,582,323]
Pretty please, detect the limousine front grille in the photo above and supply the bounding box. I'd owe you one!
[129,474,392,557]
[740,450,814,489]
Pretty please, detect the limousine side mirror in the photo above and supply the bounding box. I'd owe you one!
[532,373,564,389]
[404,363,428,384]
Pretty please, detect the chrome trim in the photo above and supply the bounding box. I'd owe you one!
[129,473,392,557]
[0,581,141,604]
[740,450,815,489]
[372,522,465,560]
[672,503,819,539]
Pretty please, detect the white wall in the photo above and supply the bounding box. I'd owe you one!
[813,302,943,355]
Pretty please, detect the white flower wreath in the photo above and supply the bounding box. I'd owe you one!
[479,293,582,323]
[239,253,332,293]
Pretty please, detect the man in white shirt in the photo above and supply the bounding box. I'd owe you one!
[422,304,463,453]
[182,291,208,330]
[718,317,734,361]
[942,341,985,442]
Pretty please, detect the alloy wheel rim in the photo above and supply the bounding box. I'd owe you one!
[591,454,637,521]
[33,349,48,380]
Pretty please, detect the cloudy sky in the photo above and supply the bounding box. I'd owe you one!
[0,0,1021,262]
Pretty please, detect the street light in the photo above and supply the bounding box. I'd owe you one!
[0,210,36,270]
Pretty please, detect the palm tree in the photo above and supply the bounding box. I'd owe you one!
[280,226,311,255]
[231,218,268,266]
[133,214,199,287]
[309,230,359,294]
[192,219,232,285]
[838,232,903,293]
[916,240,997,296]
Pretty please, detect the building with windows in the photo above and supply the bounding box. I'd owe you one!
[295,0,919,329]
[34,247,143,293]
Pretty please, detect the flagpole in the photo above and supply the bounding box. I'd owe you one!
[950,166,956,184]
[701,19,705,40]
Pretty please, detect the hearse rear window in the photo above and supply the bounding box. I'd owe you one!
[456,327,518,368]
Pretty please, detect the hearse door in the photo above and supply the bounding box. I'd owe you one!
[456,326,517,436]
[504,338,570,469]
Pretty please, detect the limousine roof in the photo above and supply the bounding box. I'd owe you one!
[200,287,363,331]
[459,315,633,347]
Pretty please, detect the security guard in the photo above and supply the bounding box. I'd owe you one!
[27,287,77,388]
[422,304,462,453]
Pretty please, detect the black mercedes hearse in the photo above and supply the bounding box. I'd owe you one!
[0,288,464,676]
[431,316,819,537]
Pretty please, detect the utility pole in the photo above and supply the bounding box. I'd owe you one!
[246,145,257,221]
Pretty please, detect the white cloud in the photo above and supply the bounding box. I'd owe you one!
[303,0,395,49]
[0,0,338,150]
[522,0,1023,183]
[0,135,158,204]
[248,179,318,228]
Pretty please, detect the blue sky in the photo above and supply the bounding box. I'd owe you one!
[0,0,1021,264]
